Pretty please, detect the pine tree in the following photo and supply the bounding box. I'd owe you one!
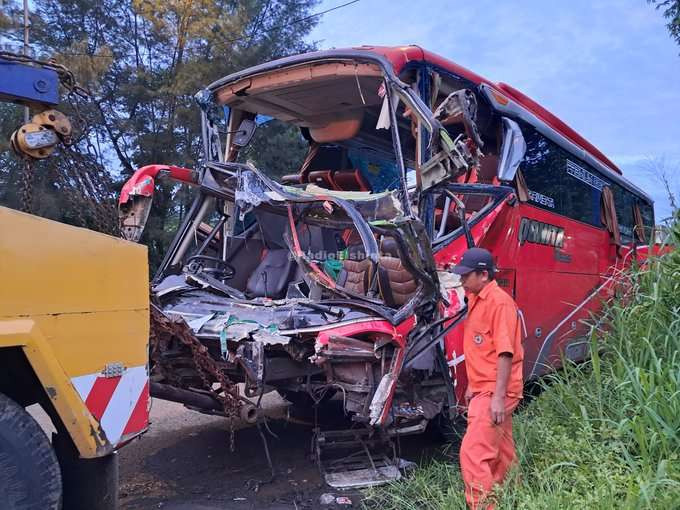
[0,0,320,268]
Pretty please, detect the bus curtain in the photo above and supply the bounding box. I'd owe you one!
[600,185,621,246]
[633,202,646,243]
[514,169,529,202]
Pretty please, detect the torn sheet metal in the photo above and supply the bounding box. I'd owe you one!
[163,293,373,338]
[369,374,395,425]
[230,164,405,222]
[375,82,400,130]
[252,329,291,345]
[312,334,379,364]
[325,465,401,489]
[187,313,215,332]
[219,314,290,348]
[369,347,405,426]
[221,322,258,342]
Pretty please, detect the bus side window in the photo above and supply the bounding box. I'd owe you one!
[612,184,635,242]
[433,192,494,240]
[638,201,655,242]
[433,193,462,239]
[600,185,621,246]
[518,124,600,226]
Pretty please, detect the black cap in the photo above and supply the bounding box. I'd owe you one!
[451,247,495,275]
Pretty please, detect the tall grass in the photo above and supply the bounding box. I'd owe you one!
[365,222,680,510]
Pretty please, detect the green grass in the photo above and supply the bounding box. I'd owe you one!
[365,223,680,510]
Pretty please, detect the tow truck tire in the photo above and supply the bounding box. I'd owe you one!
[52,432,119,510]
[0,392,62,510]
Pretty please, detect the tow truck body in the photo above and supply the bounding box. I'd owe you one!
[0,53,149,509]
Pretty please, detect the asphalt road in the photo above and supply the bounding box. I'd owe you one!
[118,392,317,509]
[117,394,446,510]
[29,390,446,509]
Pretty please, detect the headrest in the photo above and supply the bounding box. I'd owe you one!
[309,110,363,143]
[380,237,400,257]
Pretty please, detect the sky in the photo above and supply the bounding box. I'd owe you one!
[309,0,680,221]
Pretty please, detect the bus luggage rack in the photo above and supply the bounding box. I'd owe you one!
[313,427,402,488]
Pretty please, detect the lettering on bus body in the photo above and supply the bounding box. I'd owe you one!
[517,121,655,242]
[518,217,565,248]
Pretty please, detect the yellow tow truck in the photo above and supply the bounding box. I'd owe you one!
[0,53,149,509]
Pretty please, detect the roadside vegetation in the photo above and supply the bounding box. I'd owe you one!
[365,221,680,510]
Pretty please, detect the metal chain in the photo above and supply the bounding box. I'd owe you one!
[63,148,119,235]
[230,418,236,452]
[66,90,91,145]
[150,305,244,451]
[65,85,121,236]
[5,51,120,235]
[19,159,33,213]
[53,165,87,227]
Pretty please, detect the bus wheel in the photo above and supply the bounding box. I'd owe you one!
[428,407,466,446]
[0,392,62,510]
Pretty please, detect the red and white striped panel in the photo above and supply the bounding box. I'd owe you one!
[71,365,149,446]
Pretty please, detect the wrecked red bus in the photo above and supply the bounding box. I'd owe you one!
[119,46,655,485]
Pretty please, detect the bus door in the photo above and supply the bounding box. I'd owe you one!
[514,209,605,380]
[512,126,608,380]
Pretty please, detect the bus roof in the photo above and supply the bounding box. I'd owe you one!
[207,46,650,201]
[350,45,623,176]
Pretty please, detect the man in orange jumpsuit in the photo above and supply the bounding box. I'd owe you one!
[452,247,524,509]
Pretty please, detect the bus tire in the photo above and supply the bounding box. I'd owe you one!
[428,407,466,446]
[0,392,62,510]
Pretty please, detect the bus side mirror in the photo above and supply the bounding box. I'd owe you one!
[497,117,526,182]
[232,119,257,147]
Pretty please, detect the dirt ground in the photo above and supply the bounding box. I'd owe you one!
[117,394,448,509]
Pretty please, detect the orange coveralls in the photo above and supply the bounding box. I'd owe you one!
[459,280,524,509]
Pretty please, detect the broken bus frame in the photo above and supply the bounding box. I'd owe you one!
[119,46,657,484]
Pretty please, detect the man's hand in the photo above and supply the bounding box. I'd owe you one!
[491,352,513,424]
[490,393,506,425]
[465,387,473,405]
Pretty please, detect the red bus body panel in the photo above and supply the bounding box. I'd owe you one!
[350,45,622,176]
[128,46,661,421]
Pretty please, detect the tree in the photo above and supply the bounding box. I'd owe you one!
[0,0,320,268]
[649,0,680,48]
[644,157,679,223]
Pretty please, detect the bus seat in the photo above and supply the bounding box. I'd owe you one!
[333,169,370,191]
[336,244,370,294]
[337,258,372,294]
[281,174,301,185]
[246,249,295,298]
[377,238,417,307]
[307,170,337,190]
[478,154,499,183]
